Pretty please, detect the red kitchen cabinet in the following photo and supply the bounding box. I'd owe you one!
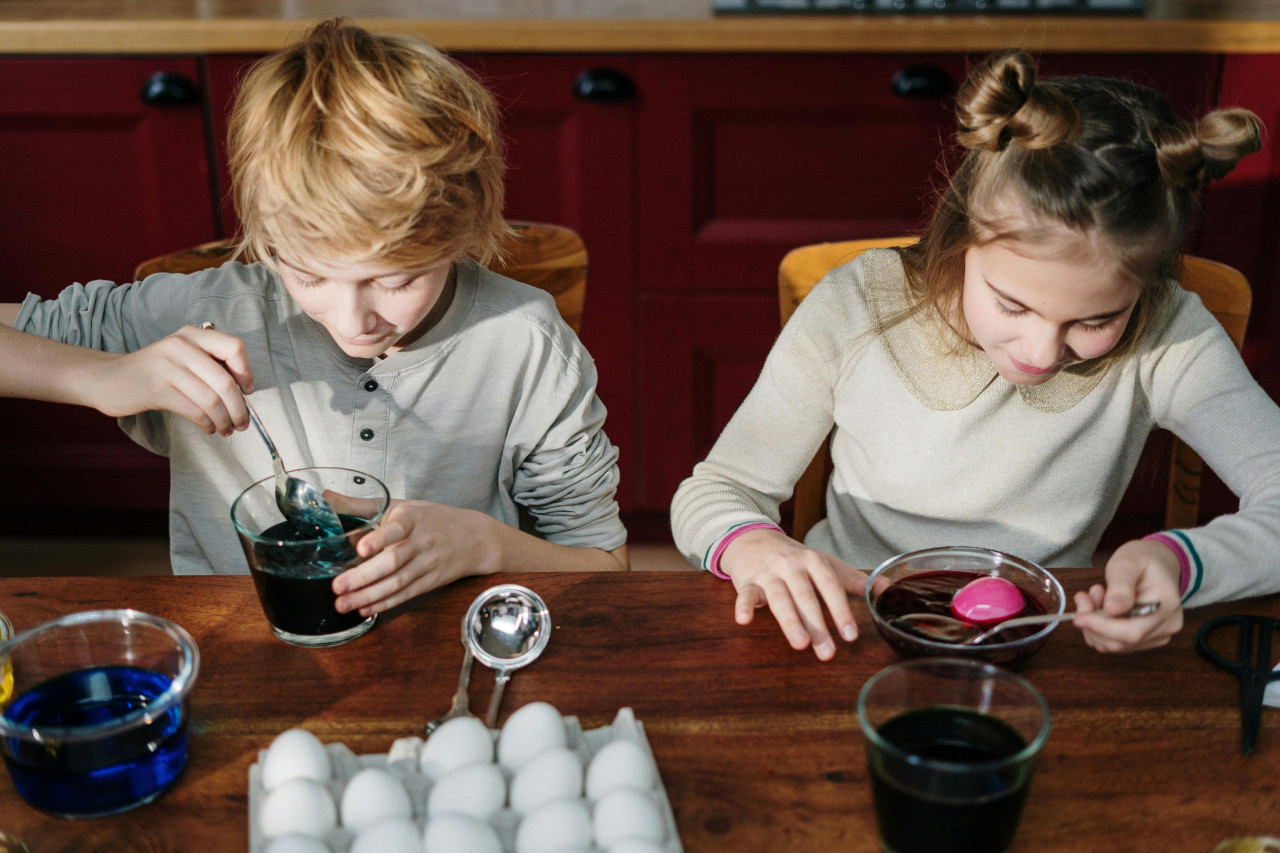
[0,57,219,530]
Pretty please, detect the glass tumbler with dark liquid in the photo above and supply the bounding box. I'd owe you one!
[231,467,389,647]
[857,657,1051,853]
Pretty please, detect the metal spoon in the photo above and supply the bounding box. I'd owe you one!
[892,601,1160,645]
[425,646,476,734]
[200,323,343,537]
[464,584,551,728]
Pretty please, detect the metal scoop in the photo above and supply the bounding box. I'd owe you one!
[201,322,342,537]
[464,584,551,728]
[893,601,1160,645]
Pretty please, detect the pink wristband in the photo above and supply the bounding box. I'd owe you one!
[1143,532,1191,595]
[707,522,784,580]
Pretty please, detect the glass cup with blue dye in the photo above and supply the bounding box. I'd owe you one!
[0,609,200,818]
[232,466,389,647]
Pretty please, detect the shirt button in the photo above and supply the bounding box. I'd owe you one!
[363,379,378,392]
[360,428,375,441]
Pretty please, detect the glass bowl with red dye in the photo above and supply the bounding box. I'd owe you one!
[865,546,1066,665]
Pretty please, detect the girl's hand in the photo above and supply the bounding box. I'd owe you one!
[331,500,503,616]
[82,324,253,436]
[719,527,876,662]
[1073,538,1184,653]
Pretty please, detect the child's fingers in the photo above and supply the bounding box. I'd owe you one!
[734,584,764,625]
[194,323,254,393]
[810,568,858,643]
[777,576,837,660]
[323,491,385,521]
[754,580,813,653]
[182,359,250,434]
[332,543,410,610]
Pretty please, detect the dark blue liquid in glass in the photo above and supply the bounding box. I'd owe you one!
[2,665,188,817]
[246,515,370,636]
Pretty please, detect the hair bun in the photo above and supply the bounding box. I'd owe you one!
[1152,109,1262,190]
[955,48,1078,152]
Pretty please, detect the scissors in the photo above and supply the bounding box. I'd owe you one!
[1194,614,1280,757]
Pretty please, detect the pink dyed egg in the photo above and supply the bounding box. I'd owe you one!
[950,576,1023,625]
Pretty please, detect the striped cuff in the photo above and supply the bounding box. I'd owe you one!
[1143,531,1204,601]
[705,522,784,580]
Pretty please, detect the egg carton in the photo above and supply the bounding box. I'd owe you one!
[248,707,684,853]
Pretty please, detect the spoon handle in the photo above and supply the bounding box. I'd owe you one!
[199,322,282,464]
[968,601,1160,644]
[486,671,511,729]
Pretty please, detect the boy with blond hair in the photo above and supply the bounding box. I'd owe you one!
[0,19,628,614]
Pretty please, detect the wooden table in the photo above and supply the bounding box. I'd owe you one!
[0,570,1277,851]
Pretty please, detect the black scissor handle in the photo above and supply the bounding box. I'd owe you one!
[1195,614,1280,675]
[1195,614,1254,672]
[1195,614,1280,757]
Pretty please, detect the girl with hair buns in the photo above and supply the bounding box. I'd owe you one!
[671,48,1273,659]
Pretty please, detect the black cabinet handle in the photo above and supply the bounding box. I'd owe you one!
[573,68,637,102]
[139,71,201,107]
[890,64,954,100]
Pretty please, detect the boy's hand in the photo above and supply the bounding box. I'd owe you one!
[719,527,876,662]
[82,324,253,436]
[1073,538,1183,653]
[332,500,503,616]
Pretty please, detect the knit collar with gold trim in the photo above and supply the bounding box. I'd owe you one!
[861,248,1109,413]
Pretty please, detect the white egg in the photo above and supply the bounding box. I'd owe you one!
[260,778,338,839]
[423,813,504,853]
[609,840,666,853]
[426,761,506,821]
[498,701,566,773]
[262,729,332,790]
[515,797,593,853]
[593,788,666,849]
[263,835,332,853]
[339,767,413,833]
[420,715,494,781]
[586,739,655,800]
[510,747,583,815]
[349,817,422,853]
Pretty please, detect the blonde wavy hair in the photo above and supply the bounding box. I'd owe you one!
[228,18,511,271]
[899,48,1262,365]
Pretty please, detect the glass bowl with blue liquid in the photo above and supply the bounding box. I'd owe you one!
[0,609,199,818]
[232,466,389,647]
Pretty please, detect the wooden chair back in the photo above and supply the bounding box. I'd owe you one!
[133,220,588,335]
[777,238,1252,541]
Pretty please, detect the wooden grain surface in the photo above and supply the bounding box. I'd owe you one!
[0,0,1277,54]
[0,570,1277,851]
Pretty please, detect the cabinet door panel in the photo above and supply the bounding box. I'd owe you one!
[639,294,778,509]
[638,53,1218,299]
[0,58,217,523]
[638,54,968,297]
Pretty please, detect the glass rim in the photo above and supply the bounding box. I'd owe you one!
[230,466,389,546]
[0,609,200,744]
[864,546,1066,650]
[856,656,1052,771]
